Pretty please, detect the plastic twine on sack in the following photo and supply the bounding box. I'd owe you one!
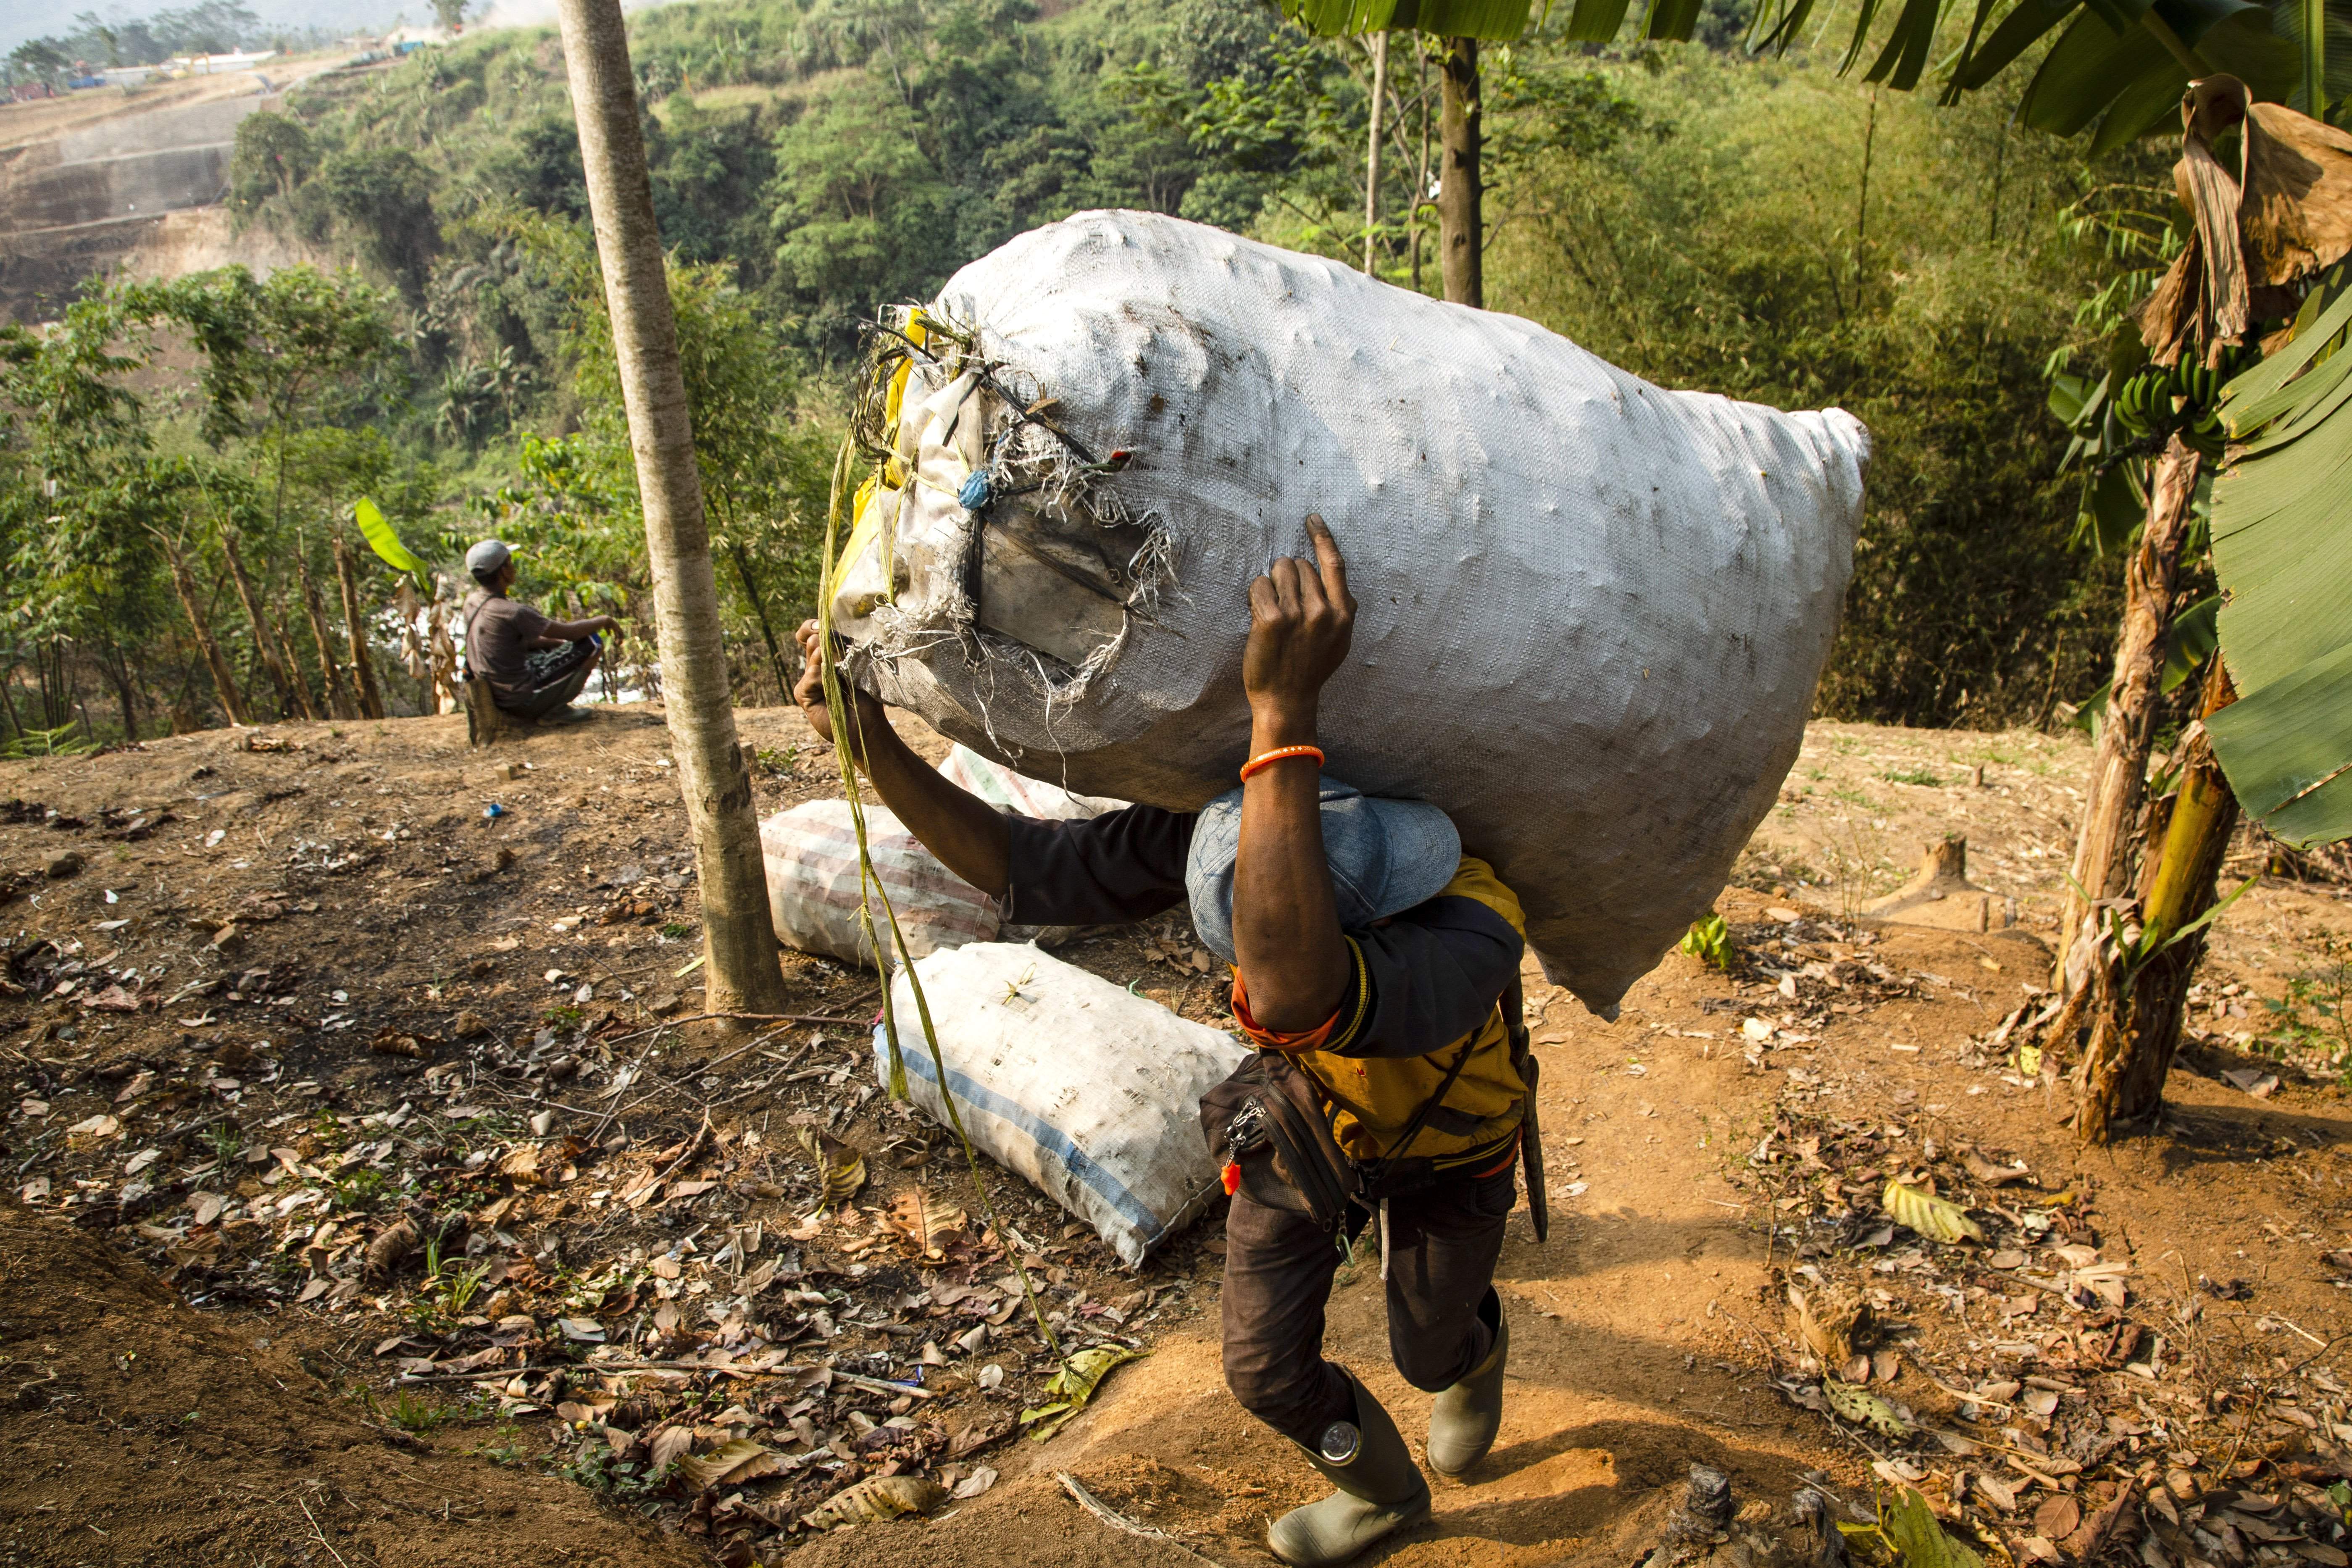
[818,431,1070,1369]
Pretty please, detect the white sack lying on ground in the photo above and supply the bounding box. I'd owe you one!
[761,747,1126,963]
[875,942,1246,1267]
[831,210,1870,1014]
[760,801,992,965]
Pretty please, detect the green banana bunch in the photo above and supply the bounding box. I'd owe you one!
[2113,367,2168,437]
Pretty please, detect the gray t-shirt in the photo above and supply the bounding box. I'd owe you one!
[463,590,551,699]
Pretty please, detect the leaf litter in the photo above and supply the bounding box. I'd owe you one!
[0,707,1217,1565]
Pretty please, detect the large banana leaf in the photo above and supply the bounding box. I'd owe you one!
[1280,0,1536,37]
[1746,0,2323,145]
[2205,274,2352,846]
[1279,0,1706,43]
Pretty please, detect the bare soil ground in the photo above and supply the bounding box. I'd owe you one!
[1,708,2346,1568]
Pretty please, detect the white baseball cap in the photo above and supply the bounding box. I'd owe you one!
[466,539,514,581]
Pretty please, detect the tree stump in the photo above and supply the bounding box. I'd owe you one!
[1862,836,2009,932]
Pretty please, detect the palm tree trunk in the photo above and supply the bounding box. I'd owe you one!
[2076,659,2241,1137]
[220,529,311,720]
[557,0,789,1016]
[1438,36,1482,308]
[2055,434,2201,985]
[163,535,250,726]
[334,532,387,720]
[295,550,356,719]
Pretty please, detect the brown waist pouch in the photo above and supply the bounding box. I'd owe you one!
[1199,1041,1476,1233]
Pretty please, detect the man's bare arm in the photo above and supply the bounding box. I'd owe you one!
[792,621,1011,898]
[1230,514,1355,1036]
[537,613,621,644]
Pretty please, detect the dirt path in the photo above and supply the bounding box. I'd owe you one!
[1,709,2346,1566]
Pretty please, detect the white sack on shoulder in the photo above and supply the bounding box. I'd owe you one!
[876,942,1245,1267]
[833,211,1870,1014]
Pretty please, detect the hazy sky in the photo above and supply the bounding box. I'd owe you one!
[5,0,672,61]
[5,0,413,57]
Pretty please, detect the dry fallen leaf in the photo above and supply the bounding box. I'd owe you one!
[884,1189,967,1258]
[1972,1472,2019,1513]
[678,1438,779,1491]
[1788,1283,1865,1365]
[1883,1180,1986,1245]
[801,1474,948,1531]
[647,1426,695,1473]
[1824,1376,1908,1436]
[1963,1152,2031,1187]
[798,1127,866,1205]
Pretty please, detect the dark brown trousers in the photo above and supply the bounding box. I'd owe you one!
[1219,1159,1515,1446]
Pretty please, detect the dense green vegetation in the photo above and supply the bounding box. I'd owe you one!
[0,0,2174,747]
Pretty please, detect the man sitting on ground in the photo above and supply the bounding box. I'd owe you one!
[461,539,619,724]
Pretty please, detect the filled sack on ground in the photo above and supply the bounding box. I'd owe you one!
[874,941,1246,1266]
[761,747,1123,963]
[830,210,1870,1013]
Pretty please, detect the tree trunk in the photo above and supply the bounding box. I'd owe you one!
[269,613,319,721]
[726,539,792,704]
[1438,36,1481,309]
[2055,434,2201,985]
[0,662,24,742]
[1364,31,1387,276]
[219,529,311,720]
[163,536,250,726]
[334,531,387,720]
[97,645,137,742]
[295,551,356,719]
[2075,659,2242,1137]
[558,0,789,1016]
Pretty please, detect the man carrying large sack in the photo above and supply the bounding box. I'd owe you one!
[795,515,1532,1566]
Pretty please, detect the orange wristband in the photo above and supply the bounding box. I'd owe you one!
[1239,744,1324,783]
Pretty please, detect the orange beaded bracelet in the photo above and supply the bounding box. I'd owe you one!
[1238,744,1324,782]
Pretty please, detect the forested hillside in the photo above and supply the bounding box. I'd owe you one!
[0,0,2176,746]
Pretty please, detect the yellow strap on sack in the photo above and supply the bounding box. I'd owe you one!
[829,308,932,596]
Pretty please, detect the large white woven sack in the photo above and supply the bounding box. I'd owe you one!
[874,942,1246,1267]
[832,211,1870,1013]
[760,748,1127,964]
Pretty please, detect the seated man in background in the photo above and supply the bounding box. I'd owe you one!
[461,539,619,724]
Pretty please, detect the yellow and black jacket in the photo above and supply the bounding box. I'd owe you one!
[999,808,1527,1171]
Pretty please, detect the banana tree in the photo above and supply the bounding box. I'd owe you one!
[1276,0,1717,305]
[1738,0,2352,1136]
